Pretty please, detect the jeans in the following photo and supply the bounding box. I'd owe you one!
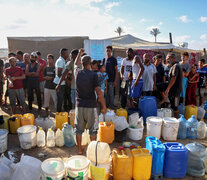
[71,88,76,108]
[120,80,129,108]
[56,85,65,112]
[106,82,114,109]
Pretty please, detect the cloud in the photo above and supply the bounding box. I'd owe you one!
[200,16,207,23]
[174,35,191,43]
[188,40,207,50]
[140,18,147,23]
[146,26,159,31]
[105,2,120,12]
[15,18,27,24]
[158,21,163,26]
[177,15,191,23]
[65,0,104,5]
[200,34,207,40]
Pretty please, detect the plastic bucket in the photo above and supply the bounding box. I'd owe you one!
[128,127,143,140]
[147,116,163,139]
[41,158,65,180]
[162,117,179,141]
[66,155,90,180]
[17,125,37,149]
[0,129,8,153]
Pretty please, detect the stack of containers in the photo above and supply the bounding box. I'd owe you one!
[146,136,165,179]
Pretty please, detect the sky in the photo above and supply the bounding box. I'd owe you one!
[1,0,207,50]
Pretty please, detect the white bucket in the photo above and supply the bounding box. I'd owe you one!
[162,117,179,141]
[128,127,143,140]
[41,158,65,180]
[0,129,8,153]
[17,125,37,149]
[66,155,90,180]
[146,116,163,139]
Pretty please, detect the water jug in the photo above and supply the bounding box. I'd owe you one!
[62,124,75,147]
[69,109,75,128]
[186,115,198,139]
[37,127,45,147]
[146,116,163,139]
[99,121,114,144]
[21,113,34,126]
[35,116,56,131]
[185,142,207,177]
[46,128,55,147]
[116,108,128,121]
[139,96,157,124]
[55,128,64,147]
[127,108,139,116]
[185,105,198,120]
[197,121,206,139]
[162,108,172,117]
[55,112,68,130]
[177,115,187,139]
[9,114,22,134]
[0,115,9,131]
[178,104,185,116]
[163,143,188,178]
[157,109,164,118]
[197,106,206,120]
[112,148,133,180]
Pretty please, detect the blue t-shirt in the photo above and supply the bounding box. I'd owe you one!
[180,77,188,98]
[103,56,117,82]
[197,67,207,88]
[17,62,26,72]
[97,72,108,91]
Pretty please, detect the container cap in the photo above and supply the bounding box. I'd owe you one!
[163,117,179,124]
[147,116,162,124]
[17,125,36,134]
[66,155,89,171]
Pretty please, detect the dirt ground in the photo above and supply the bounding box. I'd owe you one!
[1,93,207,180]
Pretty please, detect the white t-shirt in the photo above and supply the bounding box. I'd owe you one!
[53,56,66,85]
[142,64,157,91]
[132,61,142,80]
[121,58,133,81]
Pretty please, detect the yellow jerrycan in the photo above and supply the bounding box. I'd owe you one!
[185,105,198,120]
[99,122,114,144]
[21,113,35,126]
[0,115,10,131]
[55,112,69,130]
[116,108,128,121]
[9,114,22,134]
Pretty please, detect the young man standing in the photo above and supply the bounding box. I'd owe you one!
[0,58,4,105]
[43,54,57,115]
[5,57,26,114]
[103,46,118,109]
[179,52,190,76]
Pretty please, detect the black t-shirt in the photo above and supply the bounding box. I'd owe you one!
[156,64,165,84]
[76,69,99,108]
[43,66,56,89]
[103,56,117,82]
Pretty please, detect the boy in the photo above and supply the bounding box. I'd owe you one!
[179,69,188,105]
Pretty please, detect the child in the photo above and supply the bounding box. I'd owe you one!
[127,71,134,108]
[186,64,199,105]
[97,64,108,96]
[179,69,188,105]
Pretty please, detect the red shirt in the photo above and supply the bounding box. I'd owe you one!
[188,72,199,85]
[38,59,47,82]
[5,66,24,89]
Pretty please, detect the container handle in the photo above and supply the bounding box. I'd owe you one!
[169,145,184,150]
[95,141,99,166]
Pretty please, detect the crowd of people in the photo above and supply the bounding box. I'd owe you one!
[0,46,207,154]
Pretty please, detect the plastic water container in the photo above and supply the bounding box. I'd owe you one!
[185,105,198,120]
[162,117,179,141]
[66,155,90,180]
[163,142,188,178]
[9,114,22,134]
[99,121,114,144]
[55,129,64,147]
[17,125,37,149]
[146,116,163,139]
[35,116,56,131]
[41,158,65,180]
[0,115,10,131]
[146,137,165,179]
[99,110,116,122]
[62,124,75,147]
[178,104,185,116]
[75,129,90,146]
[197,106,206,120]
[177,115,187,139]
[157,109,164,118]
[186,115,198,139]
[128,127,143,140]
[127,108,139,116]
[132,147,152,180]
[128,113,139,127]
[21,113,35,126]
[185,142,207,177]
[37,127,45,147]
[116,108,128,121]
[46,128,55,147]
[112,148,133,180]
[69,109,75,128]
[197,121,206,139]
[162,108,173,117]
[0,129,8,153]
[55,112,68,130]
[139,96,157,124]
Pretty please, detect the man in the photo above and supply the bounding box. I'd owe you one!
[197,59,207,106]
[5,57,26,114]
[0,58,4,105]
[103,46,118,109]
[16,50,24,63]
[91,60,98,72]
[165,53,183,118]
[43,54,57,115]
[120,48,134,108]
[25,52,42,111]
[54,48,69,112]
[179,52,190,76]
[36,51,47,102]
[22,53,30,93]
[142,53,157,96]
[74,48,107,154]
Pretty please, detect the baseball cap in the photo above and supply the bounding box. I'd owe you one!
[31,52,37,57]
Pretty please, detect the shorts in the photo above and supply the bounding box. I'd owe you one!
[131,79,143,98]
[169,93,179,111]
[8,88,26,107]
[39,81,45,93]
[44,88,57,108]
[196,88,206,97]
[74,107,98,135]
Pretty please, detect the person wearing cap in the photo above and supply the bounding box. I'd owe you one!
[74,48,107,155]
[25,52,42,111]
